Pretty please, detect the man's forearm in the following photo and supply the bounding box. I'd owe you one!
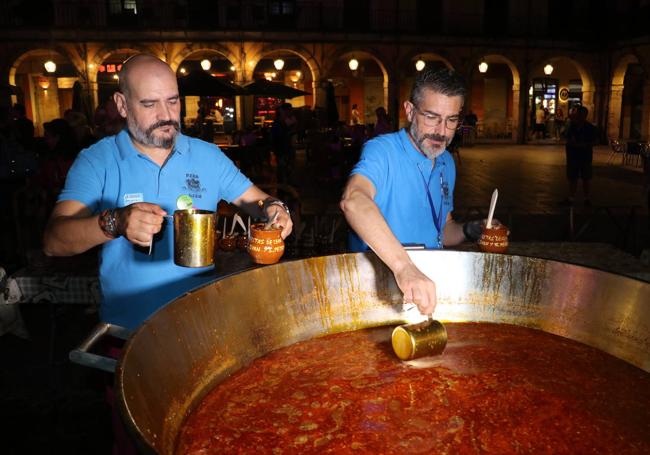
[43,215,109,256]
[340,191,413,274]
[443,219,466,247]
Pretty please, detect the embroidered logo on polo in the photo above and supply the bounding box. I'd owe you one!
[182,173,206,200]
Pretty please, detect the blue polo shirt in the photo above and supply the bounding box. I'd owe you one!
[58,129,252,329]
[349,128,455,251]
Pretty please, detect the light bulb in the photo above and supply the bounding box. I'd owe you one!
[200,59,211,71]
[348,58,359,71]
[478,61,488,73]
[415,60,426,71]
[44,60,56,73]
[273,59,284,70]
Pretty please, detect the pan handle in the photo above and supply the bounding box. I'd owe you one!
[69,322,132,373]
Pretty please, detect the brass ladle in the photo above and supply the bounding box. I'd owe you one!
[391,315,447,360]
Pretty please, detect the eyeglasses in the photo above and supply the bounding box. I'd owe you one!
[412,106,462,130]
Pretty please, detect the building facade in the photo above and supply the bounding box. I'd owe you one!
[1,0,649,142]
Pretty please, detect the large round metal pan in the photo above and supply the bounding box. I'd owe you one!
[115,251,650,454]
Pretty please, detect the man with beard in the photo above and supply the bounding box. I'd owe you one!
[341,69,482,315]
[43,54,292,330]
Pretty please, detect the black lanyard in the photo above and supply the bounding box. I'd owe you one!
[417,163,444,248]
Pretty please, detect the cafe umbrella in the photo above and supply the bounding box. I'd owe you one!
[177,71,244,97]
[242,79,308,99]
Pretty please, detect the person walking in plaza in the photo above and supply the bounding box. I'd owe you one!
[43,54,292,330]
[561,105,596,207]
[340,68,484,317]
[535,102,546,139]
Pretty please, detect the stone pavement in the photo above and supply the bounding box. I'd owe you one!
[453,144,647,214]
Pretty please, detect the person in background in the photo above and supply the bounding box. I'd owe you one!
[554,107,565,140]
[36,119,80,213]
[351,103,361,125]
[373,106,392,137]
[272,102,297,184]
[11,103,34,150]
[341,68,486,317]
[64,109,95,149]
[561,105,596,207]
[462,109,478,145]
[535,103,546,139]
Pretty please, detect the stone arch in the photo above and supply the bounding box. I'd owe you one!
[324,47,391,123]
[88,46,151,106]
[468,53,522,141]
[8,46,82,86]
[399,51,455,73]
[170,44,239,74]
[324,47,388,84]
[530,54,595,100]
[8,47,84,135]
[525,54,596,143]
[477,54,521,87]
[246,44,321,109]
[609,54,640,140]
[612,54,639,86]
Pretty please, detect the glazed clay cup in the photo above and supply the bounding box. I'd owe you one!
[478,222,510,254]
[248,224,285,264]
[237,234,249,251]
[220,235,237,252]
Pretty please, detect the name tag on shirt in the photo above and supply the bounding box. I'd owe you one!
[124,193,144,206]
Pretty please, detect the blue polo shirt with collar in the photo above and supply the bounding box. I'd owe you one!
[349,128,456,252]
[58,129,252,329]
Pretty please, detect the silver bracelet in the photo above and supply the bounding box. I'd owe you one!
[265,200,290,216]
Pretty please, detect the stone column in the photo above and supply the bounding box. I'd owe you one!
[386,75,400,131]
[511,82,520,142]
[234,70,247,130]
[312,79,325,109]
[641,82,650,140]
[516,73,529,144]
[607,84,624,140]
[581,89,596,122]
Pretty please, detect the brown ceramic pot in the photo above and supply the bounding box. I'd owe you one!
[478,222,510,253]
[248,224,285,264]
[220,235,237,252]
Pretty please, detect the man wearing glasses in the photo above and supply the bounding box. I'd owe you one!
[341,68,481,316]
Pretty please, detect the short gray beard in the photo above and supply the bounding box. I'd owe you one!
[127,116,179,149]
[409,122,446,161]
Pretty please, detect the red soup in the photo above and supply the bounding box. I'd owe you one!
[177,323,650,454]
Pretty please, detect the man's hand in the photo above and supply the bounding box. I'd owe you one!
[116,202,167,247]
[394,262,437,315]
[264,204,293,240]
[462,218,503,242]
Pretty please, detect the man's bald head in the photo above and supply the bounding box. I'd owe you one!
[118,54,174,97]
[113,53,181,151]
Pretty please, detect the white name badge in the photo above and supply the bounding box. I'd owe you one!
[123,193,144,205]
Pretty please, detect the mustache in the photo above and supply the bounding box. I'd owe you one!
[146,120,180,136]
[418,133,449,145]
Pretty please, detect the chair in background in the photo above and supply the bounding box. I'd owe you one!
[607,139,626,165]
[625,141,643,167]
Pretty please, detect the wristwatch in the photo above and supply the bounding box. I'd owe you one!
[264,199,290,217]
[98,209,119,239]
